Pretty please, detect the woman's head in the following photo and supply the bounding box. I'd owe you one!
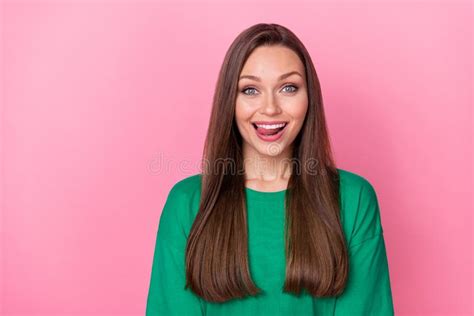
[235,44,308,158]
[188,23,346,303]
[203,23,332,172]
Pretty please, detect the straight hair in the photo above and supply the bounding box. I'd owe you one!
[185,23,348,303]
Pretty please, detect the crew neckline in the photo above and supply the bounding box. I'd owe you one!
[245,187,287,193]
[244,187,287,201]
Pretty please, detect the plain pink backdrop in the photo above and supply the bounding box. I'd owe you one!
[1,0,472,315]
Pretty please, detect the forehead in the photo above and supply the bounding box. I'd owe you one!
[239,45,305,80]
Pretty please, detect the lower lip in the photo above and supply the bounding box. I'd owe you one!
[253,124,288,142]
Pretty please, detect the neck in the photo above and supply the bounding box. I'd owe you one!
[242,142,293,182]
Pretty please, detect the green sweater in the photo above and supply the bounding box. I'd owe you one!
[146,168,394,315]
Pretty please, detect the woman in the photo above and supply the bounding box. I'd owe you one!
[146,23,394,315]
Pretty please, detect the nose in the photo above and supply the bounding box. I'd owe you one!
[260,93,282,116]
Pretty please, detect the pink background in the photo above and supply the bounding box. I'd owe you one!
[1,0,472,315]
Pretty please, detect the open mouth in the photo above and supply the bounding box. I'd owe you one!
[252,122,288,137]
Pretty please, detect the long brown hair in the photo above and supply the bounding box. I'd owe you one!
[185,23,348,303]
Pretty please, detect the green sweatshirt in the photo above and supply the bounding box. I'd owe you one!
[146,168,394,315]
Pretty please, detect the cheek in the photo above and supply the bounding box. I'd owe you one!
[286,95,308,122]
[296,104,308,121]
[235,101,253,137]
[235,99,254,125]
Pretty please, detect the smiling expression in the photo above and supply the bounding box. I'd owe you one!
[235,45,308,158]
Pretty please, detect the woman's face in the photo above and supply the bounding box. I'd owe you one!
[235,45,308,158]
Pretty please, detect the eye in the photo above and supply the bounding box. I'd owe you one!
[240,84,299,96]
[283,84,298,93]
[241,87,258,96]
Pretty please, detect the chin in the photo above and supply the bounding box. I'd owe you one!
[257,142,287,157]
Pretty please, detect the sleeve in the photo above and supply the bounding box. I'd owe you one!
[335,181,395,316]
[146,185,205,315]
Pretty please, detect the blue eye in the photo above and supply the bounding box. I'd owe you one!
[283,85,298,93]
[242,87,258,95]
[240,84,299,96]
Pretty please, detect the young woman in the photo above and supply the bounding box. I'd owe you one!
[146,23,394,315]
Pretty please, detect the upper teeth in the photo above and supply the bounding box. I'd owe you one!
[255,123,286,129]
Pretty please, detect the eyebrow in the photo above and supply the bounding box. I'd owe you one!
[239,70,303,82]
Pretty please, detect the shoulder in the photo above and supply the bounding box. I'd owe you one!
[337,168,376,196]
[337,168,378,209]
[168,173,203,200]
[336,168,383,248]
[160,173,203,238]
